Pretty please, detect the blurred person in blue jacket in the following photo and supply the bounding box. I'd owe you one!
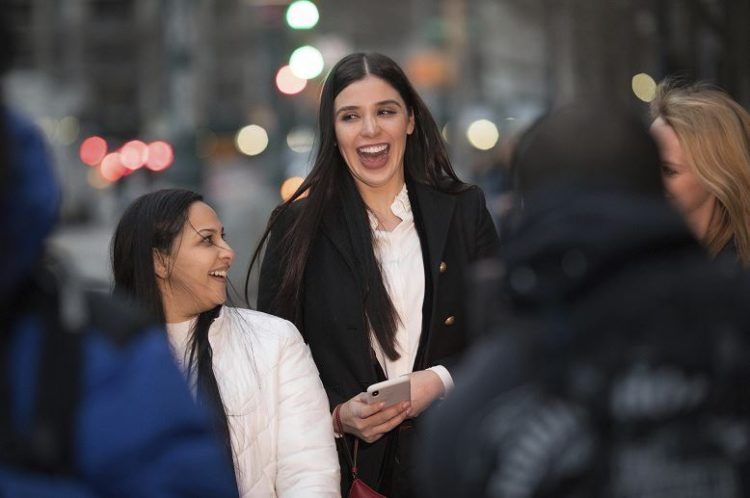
[0,21,239,498]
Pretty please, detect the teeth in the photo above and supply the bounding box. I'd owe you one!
[358,144,388,154]
[209,270,227,278]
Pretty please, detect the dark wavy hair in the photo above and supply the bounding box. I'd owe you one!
[111,189,234,468]
[246,52,466,359]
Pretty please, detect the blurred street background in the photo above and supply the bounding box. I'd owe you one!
[4,0,749,304]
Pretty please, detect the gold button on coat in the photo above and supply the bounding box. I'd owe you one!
[439,261,448,273]
[444,315,455,326]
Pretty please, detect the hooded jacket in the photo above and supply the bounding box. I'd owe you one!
[421,189,750,498]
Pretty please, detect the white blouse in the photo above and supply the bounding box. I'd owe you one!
[166,307,341,498]
[368,184,453,392]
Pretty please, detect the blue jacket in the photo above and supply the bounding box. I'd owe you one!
[0,110,239,497]
[3,313,239,498]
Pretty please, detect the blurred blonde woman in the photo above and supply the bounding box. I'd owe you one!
[650,81,750,266]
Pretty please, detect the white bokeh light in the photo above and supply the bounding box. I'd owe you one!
[286,127,315,154]
[466,119,500,150]
[236,125,269,156]
[289,46,325,80]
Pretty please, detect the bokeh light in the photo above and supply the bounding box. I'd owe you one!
[632,73,657,102]
[286,1,319,30]
[407,50,451,88]
[466,119,500,150]
[146,141,174,171]
[236,125,269,156]
[120,140,149,170]
[100,152,126,182]
[79,136,108,166]
[286,127,315,153]
[276,65,308,95]
[280,176,307,202]
[289,45,325,80]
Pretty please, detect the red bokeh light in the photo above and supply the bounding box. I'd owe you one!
[79,136,107,166]
[120,140,149,170]
[146,141,174,171]
[100,153,127,182]
[275,65,307,95]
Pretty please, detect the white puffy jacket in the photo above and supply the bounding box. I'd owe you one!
[167,307,341,497]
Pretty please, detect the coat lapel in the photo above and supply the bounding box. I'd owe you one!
[320,204,358,276]
[408,180,456,371]
[410,181,456,284]
[322,180,456,285]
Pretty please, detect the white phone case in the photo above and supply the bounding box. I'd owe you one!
[366,375,411,407]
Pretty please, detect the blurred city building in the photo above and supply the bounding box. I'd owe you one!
[4,0,748,294]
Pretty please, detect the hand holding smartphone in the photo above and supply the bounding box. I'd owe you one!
[365,375,411,408]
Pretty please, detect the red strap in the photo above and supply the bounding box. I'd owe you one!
[352,439,360,476]
[334,403,362,479]
[334,403,344,435]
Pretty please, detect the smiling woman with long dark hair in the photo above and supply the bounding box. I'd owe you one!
[249,53,499,497]
[112,188,340,498]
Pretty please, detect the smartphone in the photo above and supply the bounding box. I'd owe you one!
[366,375,411,408]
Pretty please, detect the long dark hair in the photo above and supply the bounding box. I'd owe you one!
[111,189,233,465]
[247,52,466,359]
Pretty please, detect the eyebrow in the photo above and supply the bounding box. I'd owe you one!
[188,222,222,237]
[335,99,404,116]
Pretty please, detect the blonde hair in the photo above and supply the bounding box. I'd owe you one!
[650,80,750,266]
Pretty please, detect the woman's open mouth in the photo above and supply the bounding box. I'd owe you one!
[209,269,228,281]
[357,143,390,169]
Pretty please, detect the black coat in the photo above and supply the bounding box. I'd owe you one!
[419,190,750,498]
[258,179,499,494]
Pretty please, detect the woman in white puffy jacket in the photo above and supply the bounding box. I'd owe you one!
[111,188,340,498]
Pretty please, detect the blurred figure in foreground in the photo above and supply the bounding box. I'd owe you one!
[650,81,750,266]
[419,103,750,498]
[0,39,238,498]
